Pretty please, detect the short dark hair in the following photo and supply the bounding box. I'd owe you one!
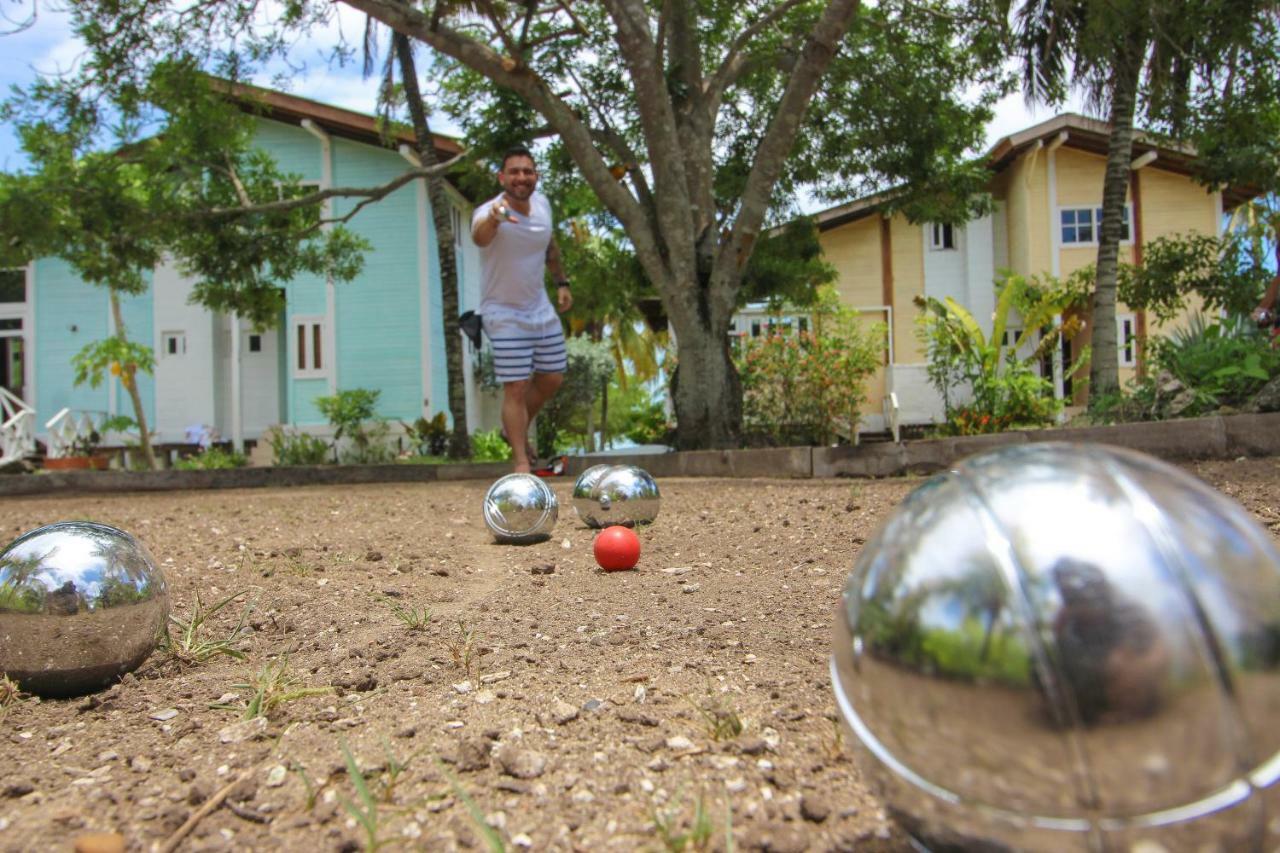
[500,145,536,171]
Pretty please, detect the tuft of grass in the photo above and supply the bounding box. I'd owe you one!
[338,739,393,851]
[652,789,717,853]
[444,619,479,680]
[688,694,744,742]
[159,589,252,666]
[0,674,25,721]
[437,758,506,852]
[236,657,333,720]
[385,597,432,632]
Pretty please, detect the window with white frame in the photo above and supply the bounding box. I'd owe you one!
[161,331,186,357]
[1060,206,1131,245]
[928,222,956,251]
[1118,312,1137,367]
[292,316,326,377]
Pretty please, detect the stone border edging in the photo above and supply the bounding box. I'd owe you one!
[1,412,1276,497]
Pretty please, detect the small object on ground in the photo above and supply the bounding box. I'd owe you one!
[74,832,125,853]
[594,525,641,571]
[831,442,1280,852]
[482,473,558,544]
[0,521,169,697]
[586,466,661,528]
[534,455,568,477]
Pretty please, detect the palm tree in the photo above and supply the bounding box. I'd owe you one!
[364,21,471,458]
[1015,0,1277,402]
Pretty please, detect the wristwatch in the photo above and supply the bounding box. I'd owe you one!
[556,280,571,290]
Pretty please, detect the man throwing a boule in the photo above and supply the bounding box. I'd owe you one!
[471,146,573,472]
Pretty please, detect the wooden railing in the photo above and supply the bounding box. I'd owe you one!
[0,387,35,464]
[43,407,109,459]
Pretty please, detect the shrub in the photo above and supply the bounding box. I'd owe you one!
[738,286,884,445]
[174,446,248,470]
[471,428,512,462]
[1094,315,1280,422]
[402,412,449,457]
[916,272,1089,434]
[266,426,331,466]
[315,389,395,464]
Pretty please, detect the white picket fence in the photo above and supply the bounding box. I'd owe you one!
[44,407,109,459]
[0,387,35,465]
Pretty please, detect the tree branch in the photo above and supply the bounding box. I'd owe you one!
[342,0,665,272]
[713,0,861,321]
[706,0,808,106]
[203,152,463,218]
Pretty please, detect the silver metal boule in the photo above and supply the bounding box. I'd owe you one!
[588,466,660,527]
[483,473,559,544]
[1257,307,1275,329]
[831,442,1280,851]
[0,521,169,698]
[572,464,616,527]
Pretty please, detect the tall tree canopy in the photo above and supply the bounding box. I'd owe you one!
[22,0,1011,449]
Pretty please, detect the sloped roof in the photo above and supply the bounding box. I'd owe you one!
[210,78,463,165]
[812,113,1258,231]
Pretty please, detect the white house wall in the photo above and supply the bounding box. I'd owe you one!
[152,258,217,442]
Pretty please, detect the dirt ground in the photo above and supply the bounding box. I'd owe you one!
[1,457,1278,853]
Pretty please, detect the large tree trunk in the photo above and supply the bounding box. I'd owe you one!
[109,289,158,470]
[395,35,471,459]
[1090,47,1143,403]
[669,303,741,449]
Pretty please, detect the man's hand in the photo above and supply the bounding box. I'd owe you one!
[557,285,573,313]
[491,199,517,224]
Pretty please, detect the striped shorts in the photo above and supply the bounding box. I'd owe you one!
[483,314,568,383]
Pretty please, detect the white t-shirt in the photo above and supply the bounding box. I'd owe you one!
[472,190,557,327]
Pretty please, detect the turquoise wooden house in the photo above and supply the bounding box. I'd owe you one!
[0,83,497,462]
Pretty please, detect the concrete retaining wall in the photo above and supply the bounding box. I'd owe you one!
[2,413,1276,497]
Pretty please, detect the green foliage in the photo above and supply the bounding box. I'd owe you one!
[1116,233,1274,323]
[0,61,369,330]
[315,389,394,464]
[915,273,1089,433]
[535,337,616,458]
[159,589,251,666]
[1094,315,1280,422]
[738,218,837,310]
[401,412,449,457]
[470,429,512,462]
[236,656,332,720]
[71,336,155,391]
[265,426,331,466]
[737,286,884,446]
[174,446,248,470]
[617,388,672,447]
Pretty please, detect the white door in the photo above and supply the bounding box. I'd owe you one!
[240,325,281,438]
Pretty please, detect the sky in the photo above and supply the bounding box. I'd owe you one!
[0,4,1087,202]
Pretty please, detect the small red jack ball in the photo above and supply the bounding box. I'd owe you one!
[594,525,641,571]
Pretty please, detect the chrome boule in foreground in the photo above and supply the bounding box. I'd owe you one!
[483,473,559,544]
[831,442,1280,851]
[589,466,661,528]
[572,464,616,527]
[0,521,169,697]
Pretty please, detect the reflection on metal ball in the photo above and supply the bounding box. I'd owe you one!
[0,521,169,698]
[572,464,616,528]
[831,442,1280,851]
[483,473,559,544]
[588,466,660,528]
[1257,308,1275,329]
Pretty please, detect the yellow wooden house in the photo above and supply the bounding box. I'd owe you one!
[801,113,1258,435]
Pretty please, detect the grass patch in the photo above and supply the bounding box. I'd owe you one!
[159,589,252,666]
